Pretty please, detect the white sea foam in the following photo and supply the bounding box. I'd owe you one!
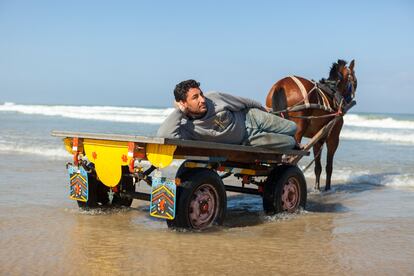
[0,142,184,168]
[340,129,414,144]
[0,102,174,124]
[303,167,361,182]
[347,172,414,189]
[2,103,413,130]
[0,144,71,159]
[383,174,414,188]
[2,103,414,146]
[344,114,414,129]
[304,167,414,189]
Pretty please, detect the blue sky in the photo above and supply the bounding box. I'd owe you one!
[1,0,413,113]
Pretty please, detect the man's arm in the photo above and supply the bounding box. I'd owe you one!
[156,109,183,138]
[207,92,266,112]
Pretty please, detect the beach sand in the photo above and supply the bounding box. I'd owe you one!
[1,152,413,275]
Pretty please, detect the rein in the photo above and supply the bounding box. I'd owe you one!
[299,100,356,172]
[284,109,343,120]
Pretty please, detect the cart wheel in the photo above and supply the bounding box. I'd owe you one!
[77,173,109,209]
[112,167,134,207]
[167,169,227,230]
[263,165,307,215]
[175,160,193,178]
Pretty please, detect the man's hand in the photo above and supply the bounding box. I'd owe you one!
[174,101,187,113]
[264,106,273,112]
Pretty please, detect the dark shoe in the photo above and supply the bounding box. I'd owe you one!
[293,143,304,150]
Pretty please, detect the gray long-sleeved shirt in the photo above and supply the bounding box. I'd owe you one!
[156,92,264,144]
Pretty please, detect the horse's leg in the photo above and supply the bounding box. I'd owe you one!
[292,116,309,146]
[313,140,324,191]
[294,120,305,145]
[325,119,344,191]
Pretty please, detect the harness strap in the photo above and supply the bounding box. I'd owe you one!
[272,103,335,115]
[290,76,310,108]
[272,78,348,121]
[317,82,343,108]
[318,89,332,110]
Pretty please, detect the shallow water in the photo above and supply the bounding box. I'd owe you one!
[1,107,414,275]
[1,153,413,275]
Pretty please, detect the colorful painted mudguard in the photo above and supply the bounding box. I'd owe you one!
[68,165,88,202]
[150,177,176,220]
[146,144,177,169]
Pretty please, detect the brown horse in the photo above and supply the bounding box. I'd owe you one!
[265,59,357,191]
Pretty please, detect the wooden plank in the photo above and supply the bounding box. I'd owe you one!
[51,130,309,157]
[51,130,165,144]
[174,147,283,163]
[165,138,308,156]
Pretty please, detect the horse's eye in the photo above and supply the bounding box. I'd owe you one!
[337,72,343,80]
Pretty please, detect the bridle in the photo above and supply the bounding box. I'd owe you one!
[338,67,357,102]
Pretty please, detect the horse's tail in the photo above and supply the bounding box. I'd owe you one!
[272,87,289,119]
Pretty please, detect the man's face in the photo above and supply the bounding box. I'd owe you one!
[181,87,207,116]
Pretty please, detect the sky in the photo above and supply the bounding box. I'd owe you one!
[0,0,413,113]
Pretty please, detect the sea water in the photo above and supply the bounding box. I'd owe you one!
[1,102,413,188]
[0,102,413,275]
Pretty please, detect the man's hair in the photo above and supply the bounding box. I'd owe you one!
[174,79,200,102]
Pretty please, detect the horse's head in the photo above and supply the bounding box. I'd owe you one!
[328,59,357,103]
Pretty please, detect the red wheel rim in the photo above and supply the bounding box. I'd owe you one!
[189,184,219,229]
[281,177,300,212]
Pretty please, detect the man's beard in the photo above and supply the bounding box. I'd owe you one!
[187,106,207,119]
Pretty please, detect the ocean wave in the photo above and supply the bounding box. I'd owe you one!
[0,102,174,124]
[344,114,414,129]
[304,168,414,189]
[303,167,362,182]
[345,172,414,189]
[0,144,71,159]
[340,129,414,144]
[2,103,413,130]
[0,143,184,169]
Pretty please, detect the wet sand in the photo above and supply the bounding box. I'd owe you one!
[1,153,414,275]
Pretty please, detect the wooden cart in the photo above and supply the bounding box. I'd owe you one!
[52,130,309,230]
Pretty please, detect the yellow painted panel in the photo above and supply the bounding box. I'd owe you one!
[83,139,131,187]
[64,138,73,154]
[146,144,177,168]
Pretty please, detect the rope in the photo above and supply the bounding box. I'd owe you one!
[288,111,341,120]
[271,103,335,115]
[302,115,340,172]
[272,105,342,120]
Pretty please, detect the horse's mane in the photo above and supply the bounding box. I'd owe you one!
[328,59,347,81]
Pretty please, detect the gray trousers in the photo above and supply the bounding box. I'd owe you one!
[243,108,297,150]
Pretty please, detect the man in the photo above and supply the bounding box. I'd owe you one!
[157,79,297,150]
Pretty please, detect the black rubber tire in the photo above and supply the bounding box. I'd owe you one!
[263,165,307,215]
[175,160,193,179]
[112,167,134,207]
[77,172,109,209]
[167,168,227,230]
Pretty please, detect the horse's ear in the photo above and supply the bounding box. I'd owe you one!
[349,59,355,71]
[337,59,346,71]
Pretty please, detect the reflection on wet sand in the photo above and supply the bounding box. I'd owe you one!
[60,192,344,275]
[1,160,414,275]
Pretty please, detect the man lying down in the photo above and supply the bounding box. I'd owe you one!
[157,79,297,150]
